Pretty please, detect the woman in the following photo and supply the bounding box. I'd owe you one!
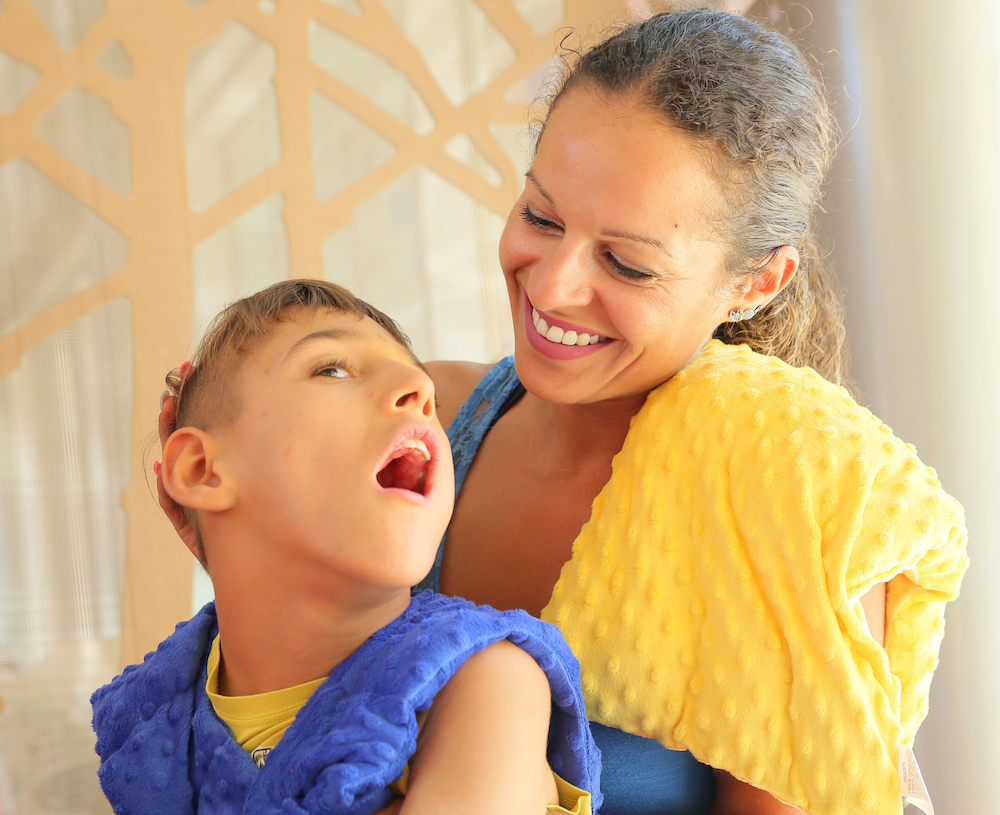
[160,10,966,815]
[417,10,964,815]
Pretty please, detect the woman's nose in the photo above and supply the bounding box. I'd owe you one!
[527,240,594,310]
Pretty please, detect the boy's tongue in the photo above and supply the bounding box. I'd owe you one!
[377,449,428,495]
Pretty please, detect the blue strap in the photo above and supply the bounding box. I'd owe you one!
[416,357,521,594]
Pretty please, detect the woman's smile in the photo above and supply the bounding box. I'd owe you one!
[523,293,613,360]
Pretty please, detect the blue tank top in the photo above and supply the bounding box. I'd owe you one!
[418,357,716,815]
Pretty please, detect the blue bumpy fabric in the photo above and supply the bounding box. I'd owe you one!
[92,591,602,815]
[419,356,716,815]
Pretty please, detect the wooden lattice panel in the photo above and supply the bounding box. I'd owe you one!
[0,0,626,673]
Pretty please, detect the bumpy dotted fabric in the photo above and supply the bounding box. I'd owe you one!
[92,591,602,815]
[540,340,968,815]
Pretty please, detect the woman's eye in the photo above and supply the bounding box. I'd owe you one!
[605,251,655,281]
[519,203,561,231]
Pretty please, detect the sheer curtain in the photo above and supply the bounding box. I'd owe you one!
[800,1,1000,812]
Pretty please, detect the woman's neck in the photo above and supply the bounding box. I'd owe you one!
[519,389,648,467]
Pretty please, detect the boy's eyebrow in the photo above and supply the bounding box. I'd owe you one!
[285,327,428,374]
[285,328,362,358]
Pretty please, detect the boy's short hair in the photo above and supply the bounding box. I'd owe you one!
[164,279,413,562]
[166,279,412,434]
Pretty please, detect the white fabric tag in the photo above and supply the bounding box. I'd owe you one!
[900,744,934,815]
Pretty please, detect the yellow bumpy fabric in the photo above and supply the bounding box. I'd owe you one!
[541,340,968,815]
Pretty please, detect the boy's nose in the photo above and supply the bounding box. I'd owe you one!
[388,366,435,420]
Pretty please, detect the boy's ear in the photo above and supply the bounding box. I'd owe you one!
[161,427,237,521]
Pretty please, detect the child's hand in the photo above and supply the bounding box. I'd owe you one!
[374,801,403,815]
[157,393,198,551]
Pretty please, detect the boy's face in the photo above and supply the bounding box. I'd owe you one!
[218,308,454,592]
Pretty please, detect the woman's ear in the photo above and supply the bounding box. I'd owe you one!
[761,244,799,296]
[161,427,237,516]
[731,245,800,312]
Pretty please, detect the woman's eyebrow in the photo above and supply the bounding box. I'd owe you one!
[525,170,556,207]
[526,170,674,259]
[602,227,673,258]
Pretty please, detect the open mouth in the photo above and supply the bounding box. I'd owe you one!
[375,427,437,499]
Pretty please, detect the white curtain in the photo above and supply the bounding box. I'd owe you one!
[806,1,1000,812]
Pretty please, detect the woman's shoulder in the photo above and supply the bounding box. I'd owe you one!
[665,340,864,425]
[424,360,493,428]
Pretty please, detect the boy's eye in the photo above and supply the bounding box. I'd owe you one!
[314,360,353,379]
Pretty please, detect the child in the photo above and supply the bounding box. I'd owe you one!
[91,280,601,815]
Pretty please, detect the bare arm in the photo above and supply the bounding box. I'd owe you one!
[400,640,557,815]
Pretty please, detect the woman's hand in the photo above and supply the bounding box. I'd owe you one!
[712,771,806,815]
[156,393,198,550]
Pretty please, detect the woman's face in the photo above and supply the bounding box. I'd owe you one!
[499,86,743,407]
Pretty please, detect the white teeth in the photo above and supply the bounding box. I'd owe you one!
[531,306,606,345]
[400,438,430,461]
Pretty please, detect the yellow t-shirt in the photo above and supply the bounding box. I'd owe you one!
[205,635,323,767]
[206,636,591,814]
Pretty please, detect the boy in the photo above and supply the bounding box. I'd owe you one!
[91,280,600,815]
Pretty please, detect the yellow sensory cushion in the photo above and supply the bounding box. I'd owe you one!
[542,340,968,815]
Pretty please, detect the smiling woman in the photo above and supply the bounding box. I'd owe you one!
[416,9,968,815]
[501,90,750,407]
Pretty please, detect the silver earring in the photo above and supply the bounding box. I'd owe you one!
[729,304,762,322]
[739,284,751,294]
